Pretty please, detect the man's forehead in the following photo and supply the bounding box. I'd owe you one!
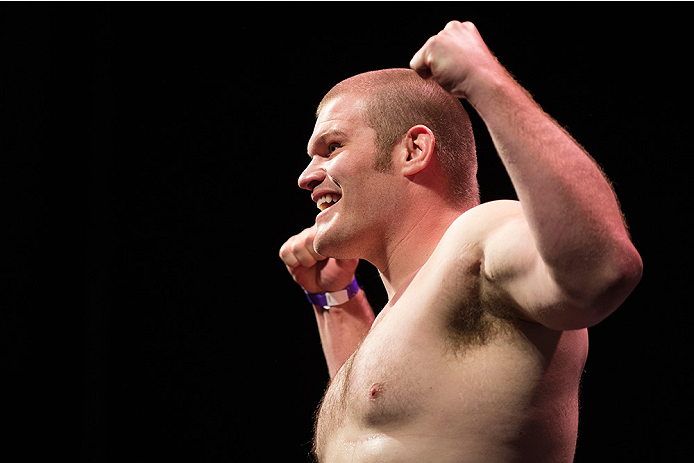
[316,96,363,125]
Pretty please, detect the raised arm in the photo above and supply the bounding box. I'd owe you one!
[279,226,375,378]
[411,21,642,330]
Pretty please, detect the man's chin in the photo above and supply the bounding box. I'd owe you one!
[312,223,337,258]
[313,222,359,260]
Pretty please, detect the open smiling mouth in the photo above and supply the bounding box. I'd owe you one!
[316,194,342,212]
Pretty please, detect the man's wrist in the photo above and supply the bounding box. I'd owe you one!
[304,277,360,309]
[462,63,517,110]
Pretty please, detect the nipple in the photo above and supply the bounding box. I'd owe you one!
[369,382,384,400]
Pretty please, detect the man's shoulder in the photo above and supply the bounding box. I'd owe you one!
[444,199,524,244]
[423,200,525,275]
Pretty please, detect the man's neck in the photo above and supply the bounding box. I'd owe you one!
[373,202,468,304]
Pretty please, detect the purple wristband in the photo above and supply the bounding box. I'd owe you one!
[304,277,359,309]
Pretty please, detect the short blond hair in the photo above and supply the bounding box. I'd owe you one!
[317,68,479,206]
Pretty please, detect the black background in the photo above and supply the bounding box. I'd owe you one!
[5,3,691,461]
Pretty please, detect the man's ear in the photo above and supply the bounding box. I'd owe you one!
[400,125,435,177]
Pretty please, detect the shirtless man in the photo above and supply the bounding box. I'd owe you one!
[279,21,642,462]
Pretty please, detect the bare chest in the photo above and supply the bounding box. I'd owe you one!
[315,322,436,457]
[314,245,500,454]
[312,209,588,461]
[313,296,534,454]
[315,311,588,463]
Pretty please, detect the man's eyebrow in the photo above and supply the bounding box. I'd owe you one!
[307,129,348,157]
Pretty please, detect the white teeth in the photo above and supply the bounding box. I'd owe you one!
[316,194,341,211]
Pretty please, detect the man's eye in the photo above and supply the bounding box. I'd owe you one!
[328,143,341,154]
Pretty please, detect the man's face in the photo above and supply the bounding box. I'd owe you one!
[300,96,396,260]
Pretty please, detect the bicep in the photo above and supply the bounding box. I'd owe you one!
[480,208,582,330]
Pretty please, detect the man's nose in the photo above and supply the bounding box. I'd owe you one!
[298,160,326,191]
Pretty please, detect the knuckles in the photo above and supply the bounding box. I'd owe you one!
[438,20,479,44]
[444,20,461,30]
[279,227,318,268]
[278,241,297,267]
[289,238,302,256]
[444,20,476,32]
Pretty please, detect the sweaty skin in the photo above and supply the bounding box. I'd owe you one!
[280,21,642,462]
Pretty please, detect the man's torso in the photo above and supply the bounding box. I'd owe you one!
[314,202,589,462]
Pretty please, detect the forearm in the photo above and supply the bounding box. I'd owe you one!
[469,69,639,296]
[312,289,375,378]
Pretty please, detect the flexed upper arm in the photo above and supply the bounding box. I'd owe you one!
[476,201,610,331]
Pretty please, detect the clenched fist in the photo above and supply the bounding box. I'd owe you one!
[410,21,504,101]
[279,226,359,294]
